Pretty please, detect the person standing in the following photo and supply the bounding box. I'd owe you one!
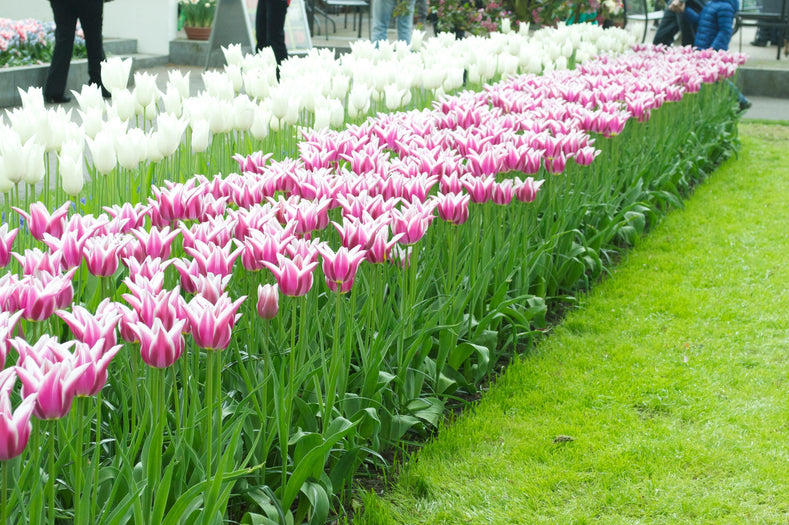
[372,0,417,45]
[670,0,752,111]
[256,0,289,81]
[44,0,109,104]
[653,0,708,46]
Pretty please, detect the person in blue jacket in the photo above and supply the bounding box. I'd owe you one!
[670,0,752,111]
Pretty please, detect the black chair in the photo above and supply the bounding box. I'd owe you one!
[624,0,666,42]
[735,0,789,59]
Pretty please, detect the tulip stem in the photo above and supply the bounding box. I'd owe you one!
[324,289,343,433]
[205,350,214,485]
[91,393,102,519]
[73,397,85,524]
[2,458,9,525]
[47,420,55,525]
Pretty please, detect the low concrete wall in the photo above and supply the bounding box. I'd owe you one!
[0,40,168,108]
[736,67,789,99]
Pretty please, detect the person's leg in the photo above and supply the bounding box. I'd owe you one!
[256,0,269,51]
[678,0,705,46]
[677,12,696,46]
[44,0,78,100]
[372,0,395,43]
[75,0,106,87]
[652,9,680,46]
[266,0,289,66]
[395,0,416,43]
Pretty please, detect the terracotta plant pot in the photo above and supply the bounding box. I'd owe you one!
[184,26,212,41]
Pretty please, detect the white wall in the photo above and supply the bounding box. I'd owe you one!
[0,0,178,55]
[0,1,53,21]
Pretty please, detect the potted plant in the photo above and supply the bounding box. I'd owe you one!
[178,0,218,40]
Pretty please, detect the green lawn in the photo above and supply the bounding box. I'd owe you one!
[359,123,789,524]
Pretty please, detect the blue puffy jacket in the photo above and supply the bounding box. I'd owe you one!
[685,0,739,50]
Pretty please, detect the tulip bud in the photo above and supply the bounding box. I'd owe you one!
[256,283,279,319]
[101,56,132,95]
[191,119,211,153]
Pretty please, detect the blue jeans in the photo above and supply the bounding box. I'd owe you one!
[371,0,416,44]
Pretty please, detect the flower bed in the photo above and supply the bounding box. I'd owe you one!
[0,18,87,68]
[0,24,744,524]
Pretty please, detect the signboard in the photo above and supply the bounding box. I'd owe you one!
[245,0,313,56]
[206,0,256,67]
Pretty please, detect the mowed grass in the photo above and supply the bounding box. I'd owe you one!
[359,123,789,525]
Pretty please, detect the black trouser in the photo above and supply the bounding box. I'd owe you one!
[256,0,289,69]
[45,0,105,98]
[652,0,706,47]
[754,0,783,43]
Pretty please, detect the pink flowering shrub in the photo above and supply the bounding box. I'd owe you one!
[429,0,513,35]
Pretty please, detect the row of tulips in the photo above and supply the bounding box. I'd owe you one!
[0,31,745,525]
[0,22,635,219]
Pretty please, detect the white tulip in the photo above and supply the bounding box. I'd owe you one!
[0,127,25,183]
[313,104,330,131]
[87,131,117,174]
[155,113,187,157]
[117,128,147,170]
[18,86,45,112]
[110,88,138,121]
[205,97,234,134]
[72,83,105,112]
[21,139,46,185]
[410,30,424,50]
[348,84,371,114]
[40,107,73,152]
[468,64,482,84]
[250,105,271,140]
[133,71,159,107]
[222,43,244,66]
[101,56,132,95]
[142,101,158,121]
[329,74,350,99]
[6,107,39,143]
[384,85,405,111]
[422,67,445,90]
[168,70,191,99]
[146,132,164,163]
[225,64,244,93]
[254,46,277,69]
[481,57,497,80]
[283,100,299,126]
[233,94,255,131]
[269,115,282,132]
[269,86,290,120]
[161,84,183,116]
[0,156,15,193]
[58,141,85,195]
[190,119,211,153]
[328,98,344,127]
[242,69,270,100]
[202,70,235,101]
[500,17,512,34]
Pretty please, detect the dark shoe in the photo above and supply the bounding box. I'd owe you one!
[44,94,72,104]
[738,99,752,113]
[750,39,768,47]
